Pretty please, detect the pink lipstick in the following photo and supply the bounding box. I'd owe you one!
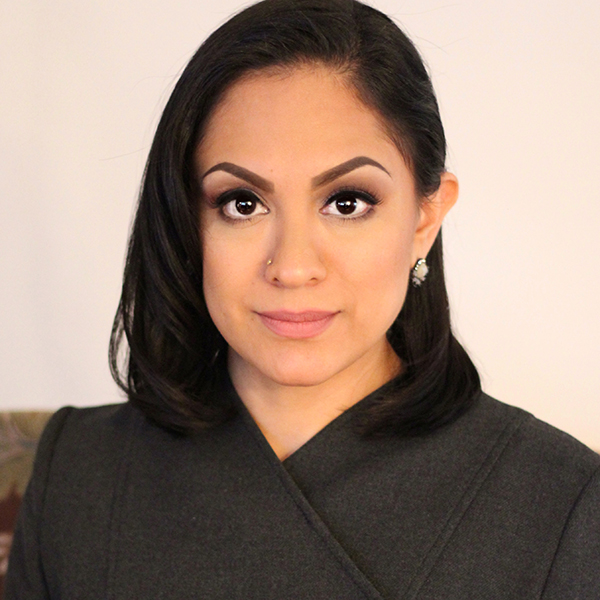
[257,310,337,339]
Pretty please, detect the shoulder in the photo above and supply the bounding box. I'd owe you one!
[426,391,599,500]
[481,394,600,598]
[454,392,600,518]
[6,403,154,597]
[32,402,158,497]
[37,402,143,459]
[463,394,600,571]
[439,392,600,539]
[412,393,600,597]
[470,392,600,480]
[42,401,141,437]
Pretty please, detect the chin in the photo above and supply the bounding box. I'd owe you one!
[263,364,336,388]
[270,374,331,388]
[263,346,367,389]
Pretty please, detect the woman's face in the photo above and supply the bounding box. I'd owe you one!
[197,65,454,393]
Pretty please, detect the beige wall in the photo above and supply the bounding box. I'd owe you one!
[1,0,599,448]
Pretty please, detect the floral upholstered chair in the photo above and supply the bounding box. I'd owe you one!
[0,412,53,598]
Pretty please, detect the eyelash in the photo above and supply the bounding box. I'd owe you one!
[211,186,382,223]
[323,186,382,221]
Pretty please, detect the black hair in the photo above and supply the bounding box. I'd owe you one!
[109,0,480,436]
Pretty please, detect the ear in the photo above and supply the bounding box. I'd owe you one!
[412,172,458,264]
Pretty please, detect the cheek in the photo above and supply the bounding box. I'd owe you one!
[201,232,237,324]
[346,225,414,322]
[201,227,261,328]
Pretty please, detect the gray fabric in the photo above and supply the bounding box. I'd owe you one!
[5,386,600,599]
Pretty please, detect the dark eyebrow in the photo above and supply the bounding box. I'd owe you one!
[311,156,391,188]
[201,162,275,193]
[201,156,390,192]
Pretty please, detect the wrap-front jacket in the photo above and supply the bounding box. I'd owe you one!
[6,381,600,599]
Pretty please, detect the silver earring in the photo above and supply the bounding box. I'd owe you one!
[411,258,429,287]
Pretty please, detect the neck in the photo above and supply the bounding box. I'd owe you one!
[229,344,400,460]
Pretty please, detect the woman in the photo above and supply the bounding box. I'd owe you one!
[7,0,599,598]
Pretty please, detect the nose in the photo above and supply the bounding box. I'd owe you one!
[265,212,327,288]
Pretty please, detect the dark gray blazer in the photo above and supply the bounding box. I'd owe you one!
[6,387,600,599]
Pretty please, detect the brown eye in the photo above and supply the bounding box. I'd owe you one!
[334,194,358,215]
[235,197,257,215]
[321,190,378,219]
[220,190,269,220]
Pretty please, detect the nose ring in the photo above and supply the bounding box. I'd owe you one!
[266,259,273,266]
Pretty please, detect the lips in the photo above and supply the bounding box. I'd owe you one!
[257,310,338,339]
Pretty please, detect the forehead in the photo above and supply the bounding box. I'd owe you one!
[196,65,402,174]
